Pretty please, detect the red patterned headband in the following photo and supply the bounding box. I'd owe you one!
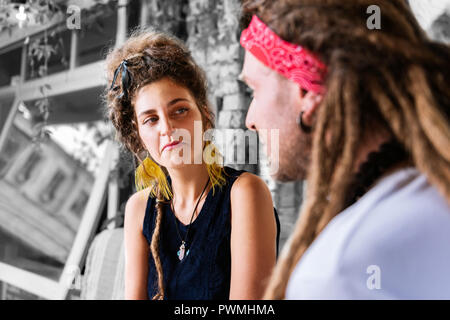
[240,15,327,94]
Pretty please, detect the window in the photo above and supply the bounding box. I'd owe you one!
[39,170,66,204]
[0,136,21,178]
[15,150,42,184]
[0,98,113,299]
[70,190,89,218]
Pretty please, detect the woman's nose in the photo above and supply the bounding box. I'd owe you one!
[159,116,175,136]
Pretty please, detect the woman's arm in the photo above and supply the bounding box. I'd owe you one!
[123,191,150,300]
[229,173,278,299]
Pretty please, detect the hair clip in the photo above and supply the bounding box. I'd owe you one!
[110,59,132,100]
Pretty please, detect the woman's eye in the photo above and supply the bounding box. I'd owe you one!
[174,107,188,115]
[143,117,158,124]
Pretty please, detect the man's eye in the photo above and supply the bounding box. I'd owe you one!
[245,85,254,98]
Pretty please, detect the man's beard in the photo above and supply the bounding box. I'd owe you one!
[271,132,312,182]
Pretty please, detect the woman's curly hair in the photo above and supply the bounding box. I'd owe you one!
[103,28,215,160]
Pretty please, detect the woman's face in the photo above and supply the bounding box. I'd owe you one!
[134,77,205,169]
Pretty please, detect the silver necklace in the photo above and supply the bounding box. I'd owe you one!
[171,178,210,261]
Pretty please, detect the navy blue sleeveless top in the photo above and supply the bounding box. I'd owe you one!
[142,166,280,300]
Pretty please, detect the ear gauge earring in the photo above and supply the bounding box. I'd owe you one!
[297,111,313,134]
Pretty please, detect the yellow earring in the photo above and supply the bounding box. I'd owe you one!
[204,141,226,195]
[135,155,172,200]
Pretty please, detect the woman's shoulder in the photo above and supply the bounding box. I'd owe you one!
[124,188,152,232]
[228,169,274,218]
[225,167,271,198]
[222,166,246,179]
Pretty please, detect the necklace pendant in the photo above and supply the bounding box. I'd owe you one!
[177,242,186,261]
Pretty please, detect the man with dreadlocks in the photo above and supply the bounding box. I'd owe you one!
[239,0,450,299]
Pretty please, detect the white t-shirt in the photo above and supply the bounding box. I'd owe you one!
[286,168,450,299]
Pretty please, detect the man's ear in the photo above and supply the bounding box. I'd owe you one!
[299,88,323,126]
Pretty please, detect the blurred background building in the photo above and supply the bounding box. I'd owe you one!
[0,0,448,299]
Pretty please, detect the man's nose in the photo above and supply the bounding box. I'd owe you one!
[245,99,257,132]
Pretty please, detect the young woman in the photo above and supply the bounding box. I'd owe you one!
[104,30,280,300]
[240,0,450,299]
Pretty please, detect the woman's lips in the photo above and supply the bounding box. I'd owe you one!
[162,141,181,152]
